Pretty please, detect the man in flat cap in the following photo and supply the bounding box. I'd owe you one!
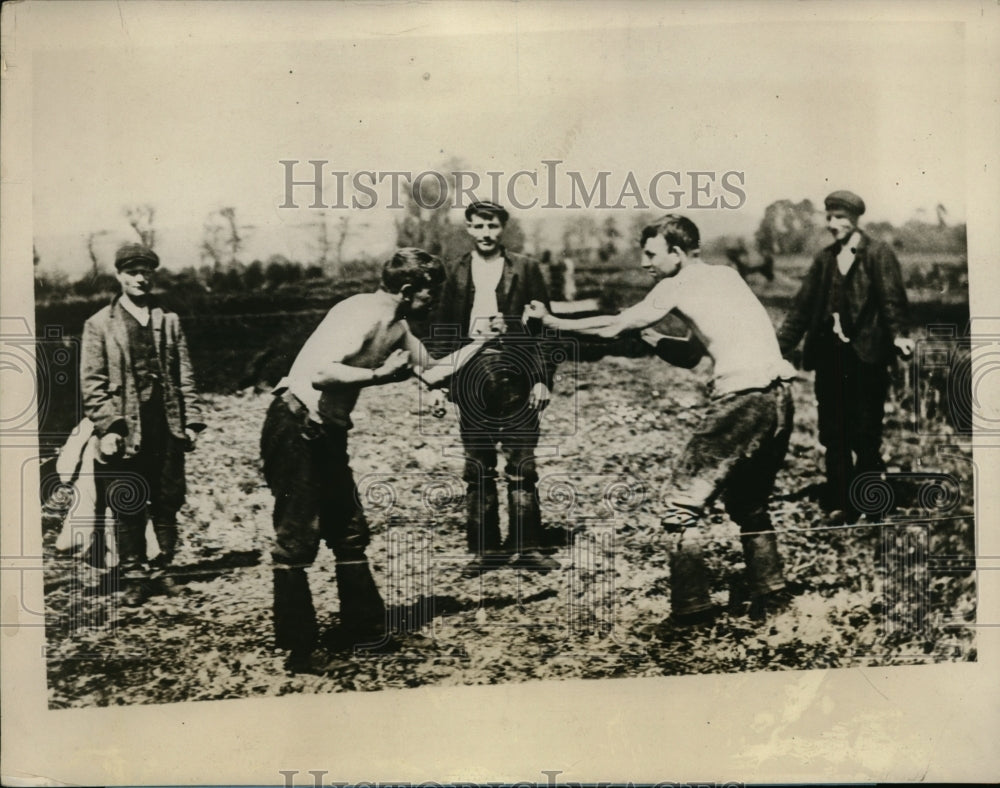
[429,201,560,575]
[81,243,205,605]
[777,190,913,523]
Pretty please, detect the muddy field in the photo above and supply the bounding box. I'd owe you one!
[42,351,976,708]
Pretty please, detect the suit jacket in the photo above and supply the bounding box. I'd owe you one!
[429,247,556,390]
[777,233,909,370]
[81,295,204,457]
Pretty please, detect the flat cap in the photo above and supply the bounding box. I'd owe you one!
[824,190,866,216]
[114,243,160,270]
[464,200,509,223]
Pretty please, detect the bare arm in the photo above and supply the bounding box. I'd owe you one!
[640,327,705,369]
[405,331,493,388]
[525,281,675,340]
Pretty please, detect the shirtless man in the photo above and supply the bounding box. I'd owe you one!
[525,215,798,622]
[261,248,492,672]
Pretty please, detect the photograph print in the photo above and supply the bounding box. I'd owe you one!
[5,5,995,779]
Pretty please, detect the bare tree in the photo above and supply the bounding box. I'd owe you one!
[86,230,111,277]
[219,207,243,265]
[334,215,351,268]
[936,203,949,227]
[316,214,332,272]
[201,219,225,270]
[201,207,247,271]
[123,203,156,248]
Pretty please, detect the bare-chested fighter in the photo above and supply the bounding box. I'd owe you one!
[261,248,494,672]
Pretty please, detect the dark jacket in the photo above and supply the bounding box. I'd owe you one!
[429,247,556,390]
[777,233,909,369]
[81,296,204,457]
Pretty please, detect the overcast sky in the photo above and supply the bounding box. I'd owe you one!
[29,3,968,274]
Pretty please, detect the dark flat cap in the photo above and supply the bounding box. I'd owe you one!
[824,190,866,216]
[464,200,509,223]
[114,243,160,270]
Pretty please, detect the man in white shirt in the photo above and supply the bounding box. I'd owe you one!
[80,244,205,606]
[429,202,560,575]
[525,214,798,623]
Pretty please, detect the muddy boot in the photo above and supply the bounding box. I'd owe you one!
[331,558,390,651]
[151,524,178,569]
[506,480,559,572]
[273,567,319,662]
[742,530,789,621]
[466,481,502,553]
[83,527,108,570]
[668,528,716,624]
[116,519,150,607]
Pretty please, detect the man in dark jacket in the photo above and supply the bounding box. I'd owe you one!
[430,201,559,575]
[776,190,913,521]
[80,243,205,605]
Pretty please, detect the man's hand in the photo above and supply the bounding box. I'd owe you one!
[427,388,448,419]
[98,433,123,459]
[640,327,666,348]
[528,382,551,411]
[488,313,508,336]
[184,427,200,451]
[523,300,551,326]
[831,312,850,344]
[374,348,412,383]
[894,337,915,359]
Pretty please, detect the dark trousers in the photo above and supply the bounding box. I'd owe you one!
[814,338,890,513]
[669,382,794,614]
[260,396,384,653]
[96,397,186,574]
[453,351,543,555]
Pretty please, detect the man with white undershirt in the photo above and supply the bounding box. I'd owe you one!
[777,190,913,523]
[525,214,798,623]
[262,248,494,672]
[430,201,559,575]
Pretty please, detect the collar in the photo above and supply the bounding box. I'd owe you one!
[471,247,506,267]
[119,293,151,326]
[831,230,865,254]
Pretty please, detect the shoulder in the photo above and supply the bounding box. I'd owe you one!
[862,236,898,263]
[445,252,471,276]
[647,275,678,302]
[815,244,836,263]
[505,250,540,270]
[158,307,181,323]
[327,293,374,318]
[84,304,113,328]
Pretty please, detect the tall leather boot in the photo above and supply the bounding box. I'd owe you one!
[332,558,388,650]
[508,483,558,571]
[272,567,318,654]
[741,528,788,621]
[823,443,852,514]
[151,524,178,569]
[669,528,715,623]
[742,531,786,594]
[466,480,502,554]
[115,517,150,607]
[463,481,508,575]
